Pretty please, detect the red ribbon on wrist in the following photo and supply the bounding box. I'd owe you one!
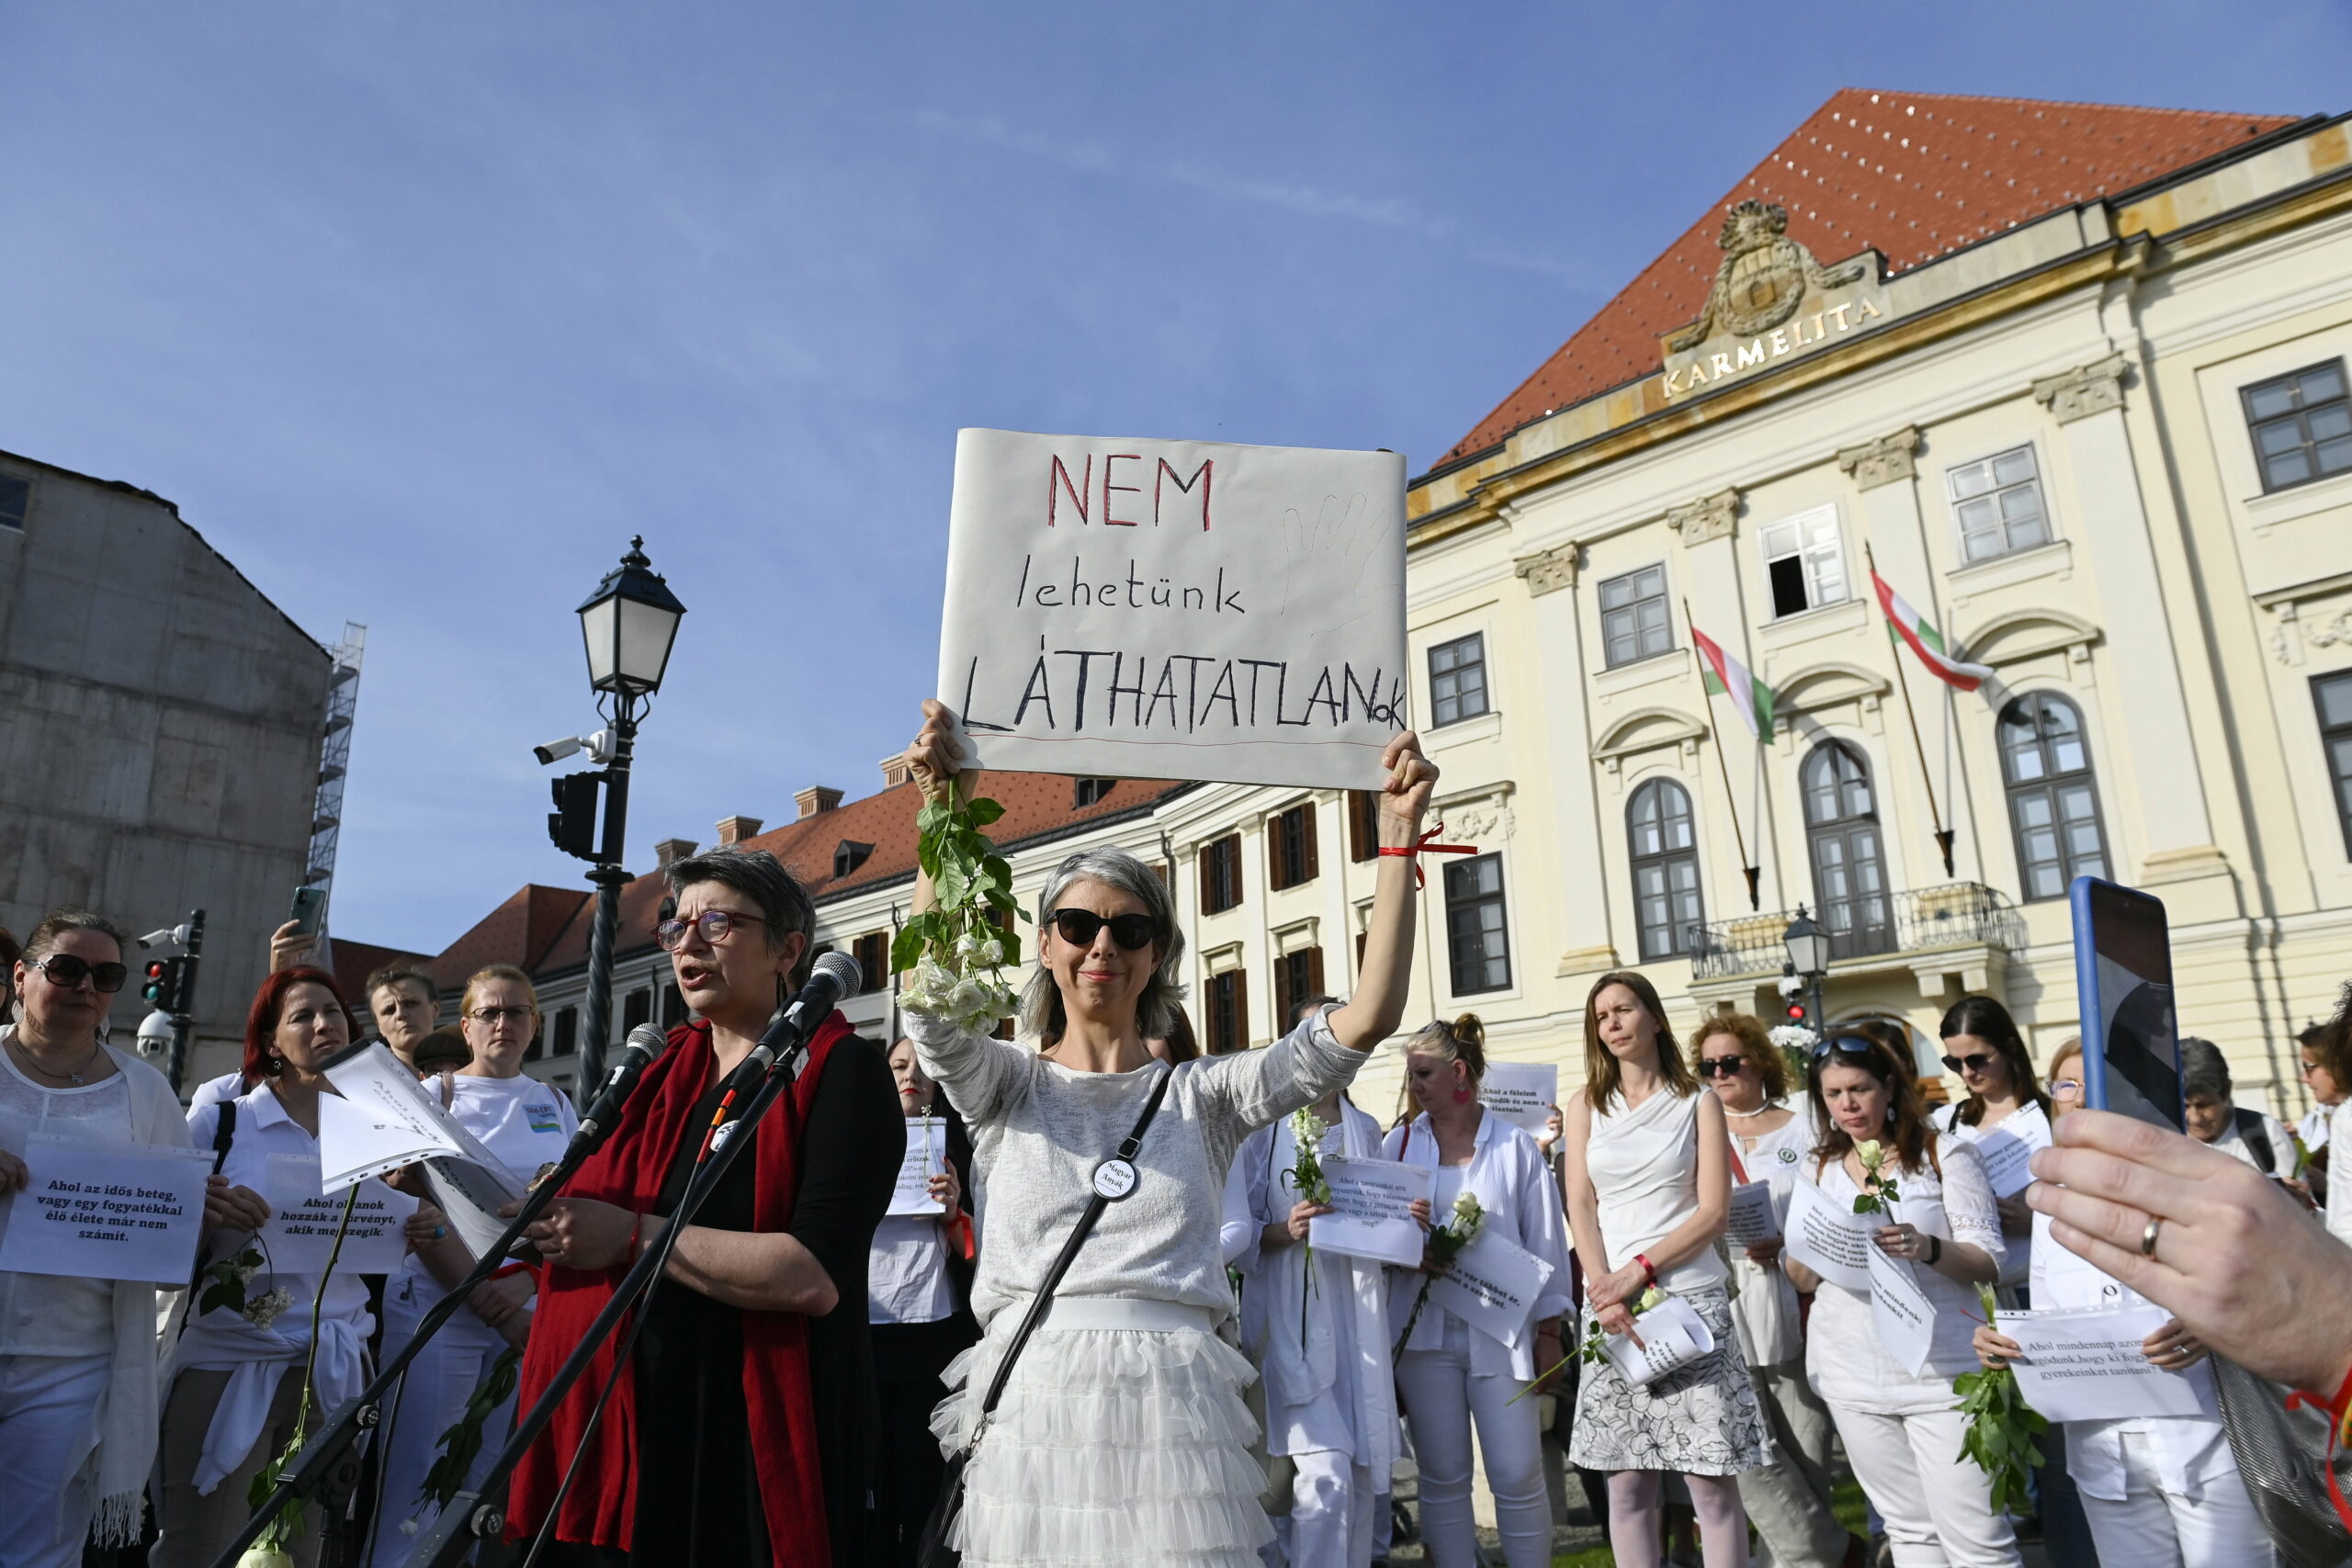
[2287,1362,2352,1536]
[1637,1253,1659,1289]
[1378,821,1477,889]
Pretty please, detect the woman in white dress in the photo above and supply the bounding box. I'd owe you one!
[368,964,578,1564]
[1691,1013,1849,1568]
[1780,1032,2018,1568]
[1929,997,2050,1295]
[1385,1015,1572,1568]
[899,700,1436,1568]
[1973,1041,2276,1568]
[1563,972,1766,1568]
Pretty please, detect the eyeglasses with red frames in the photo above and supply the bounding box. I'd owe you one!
[655,908,773,951]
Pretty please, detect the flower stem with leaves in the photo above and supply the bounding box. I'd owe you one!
[1285,1109,1332,1349]
[894,788,1025,1032]
[1953,1283,2046,1514]
[243,1185,361,1558]
[1393,1192,1485,1360]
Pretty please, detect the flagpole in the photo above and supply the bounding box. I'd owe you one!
[1685,598,1761,909]
[1866,545,1957,877]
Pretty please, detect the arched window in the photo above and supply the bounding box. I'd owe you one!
[1999,693,2109,900]
[1803,741,1894,958]
[1627,778,1704,961]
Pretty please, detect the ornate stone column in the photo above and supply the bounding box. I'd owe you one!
[1512,541,1620,973]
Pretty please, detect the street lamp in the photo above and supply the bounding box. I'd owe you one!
[548,537,686,1100]
[1782,905,1830,1034]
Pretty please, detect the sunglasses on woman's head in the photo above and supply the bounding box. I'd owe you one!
[30,953,128,993]
[1812,1034,1890,1064]
[1046,908,1159,951]
[1941,1051,1997,1075]
[1697,1056,1747,1078]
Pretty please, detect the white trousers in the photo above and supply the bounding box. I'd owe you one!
[2076,1429,2278,1568]
[1829,1404,2021,1568]
[363,1276,517,1568]
[1280,1449,1373,1567]
[0,1353,108,1568]
[1395,1321,1549,1568]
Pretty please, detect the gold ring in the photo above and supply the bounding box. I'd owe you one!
[2140,1216,2163,1258]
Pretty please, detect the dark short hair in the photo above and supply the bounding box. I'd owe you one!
[2179,1037,2232,1102]
[664,844,817,987]
[1291,994,1341,1029]
[365,964,438,1008]
[2316,984,2352,1086]
[22,909,127,964]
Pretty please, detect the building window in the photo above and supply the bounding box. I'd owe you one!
[661,985,685,1027]
[1273,947,1327,1031]
[1269,804,1319,890]
[853,932,888,992]
[1627,778,1704,961]
[1998,693,2109,900]
[1802,741,1893,958]
[833,840,874,880]
[1199,834,1242,914]
[1205,969,1250,1055]
[1947,446,2052,563]
[2319,672,2352,860]
[548,1007,577,1060]
[1429,633,1489,726]
[1443,853,1511,995]
[1599,564,1673,668]
[0,473,27,531]
[621,987,651,1039]
[1074,777,1116,807]
[1759,505,1846,618]
[1347,790,1381,862]
[2244,360,2352,491]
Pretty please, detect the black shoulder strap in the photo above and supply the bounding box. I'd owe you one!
[209,1099,237,1173]
[2236,1108,2278,1174]
[971,1066,1176,1426]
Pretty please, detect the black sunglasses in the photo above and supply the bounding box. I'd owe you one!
[1697,1056,1747,1078]
[1812,1034,1890,1062]
[1046,908,1159,952]
[1941,1051,1998,1075]
[31,953,129,993]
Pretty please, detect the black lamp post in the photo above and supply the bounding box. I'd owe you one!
[1782,905,1831,1033]
[552,537,685,1100]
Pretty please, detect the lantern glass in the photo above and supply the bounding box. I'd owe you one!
[1782,909,1831,977]
[575,537,686,696]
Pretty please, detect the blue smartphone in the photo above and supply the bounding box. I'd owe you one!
[2069,875,2183,1131]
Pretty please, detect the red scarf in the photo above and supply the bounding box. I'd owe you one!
[508,1013,853,1568]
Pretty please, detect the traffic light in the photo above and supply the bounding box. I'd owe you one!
[1777,971,1810,1032]
[548,772,604,862]
[141,956,190,1013]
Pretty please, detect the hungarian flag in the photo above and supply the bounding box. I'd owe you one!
[1871,570,1992,693]
[1692,626,1775,739]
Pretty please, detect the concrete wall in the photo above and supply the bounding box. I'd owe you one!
[0,453,329,1088]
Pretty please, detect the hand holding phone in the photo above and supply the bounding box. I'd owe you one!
[2070,877,2183,1133]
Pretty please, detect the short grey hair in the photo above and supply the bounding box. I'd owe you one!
[663,845,817,987]
[22,909,128,964]
[2179,1036,2231,1102]
[1020,847,1188,1046]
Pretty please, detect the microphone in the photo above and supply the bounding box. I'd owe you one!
[708,951,863,1117]
[574,1023,673,1146]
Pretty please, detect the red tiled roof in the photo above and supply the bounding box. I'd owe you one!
[1441,89,2302,465]
[322,937,435,1010]
[425,884,594,991]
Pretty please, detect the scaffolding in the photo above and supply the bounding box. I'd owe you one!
[303,623,367,915]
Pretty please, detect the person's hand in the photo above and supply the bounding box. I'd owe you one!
[928,1158,962,1213]
[268,919,317,974]
[521,1197,640,1272]
[1973,1322,2021,1371]
[2029,1108,2352,1394]
[467,1281,519,1328]
[1374,731,1439,839]
[1596,1301,1644,1347]
[1744,1236,1785,1268]
[1588,1262,1646,1312]
[493,1306,533,1350]
[0,1149,27,1196]
[906,700,972,807]
[204,1178,270,1233]
[404,1204,450,1247]
[2143,1316,2208,1372]
[1531,1321,1566,1390]
[1536,1105,1563,1158]
[1875,1222,1927,1260]
[383,1165,428,1199]
[1407,1197,1431,1229]
[1995,1191,2033,1235]
[1286,1200,1333,1242]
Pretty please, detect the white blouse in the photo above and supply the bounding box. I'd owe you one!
[1932,1100,2049,1288]
[1724,1100,1815,1369]
[1582,1085,1726,1293]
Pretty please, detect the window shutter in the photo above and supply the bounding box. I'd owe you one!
[1302,807,1319,881]
[1198,843,1216,911]
[1234,967,1250,1051]
[1306,945,1325,998]
[1348,791,1378,862]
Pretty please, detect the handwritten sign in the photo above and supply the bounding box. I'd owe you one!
[1866,1243,1978,1378]
[1596,1293,1715,1388]
[1972,1108,2052,1199]
[1309,1155,1430,1269]
[259,1156,414,1274]
[1480,1063,1558,1140]
[889,1117,947,1217]
[0,1134,211,1283]
[1784,1179,1876,1292]
[1427,1226,1555,1348]
[1725,1181,1781,1250]
[938,429,1408,789]
[1999,1306,2219,1423]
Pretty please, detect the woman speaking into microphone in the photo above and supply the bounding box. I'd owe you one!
[899,698,1437,1568]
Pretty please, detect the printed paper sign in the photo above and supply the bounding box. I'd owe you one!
[1784,1179,1877,1292]
[1999,1305,2219,1423]
[419,1154,528,1264]
[1427,1226,1555,1349]
[316,1047,469,1188]
[889,1117,948,1216]
[0,1134,211,1284]
[1866,1243,1979,1378]
[259,1156,416,1274]
[938,429,1408,789]
[1309,1155,1430,1269]
[1480,1064,1558,1140]
[1972,1110,2052,1199]
[1597,1293,1715,1388]
[1725,1181,1781,1250]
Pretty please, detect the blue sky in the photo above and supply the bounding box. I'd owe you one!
[3,2,2344,953]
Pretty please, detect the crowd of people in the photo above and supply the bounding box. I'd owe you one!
[5,697,2352,1568]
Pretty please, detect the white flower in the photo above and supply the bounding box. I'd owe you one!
[244,1287,293,1329]
[980,938,1004,966]
[1768,1024,1818,1053]
[1854,1138,1884,1173]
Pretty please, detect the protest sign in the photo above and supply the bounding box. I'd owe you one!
[938,429,1408,789]
[1784,1179,1876,1291]
[889,1117,948,1217]
[0,1134,210,1284]
[1309,1155,1430,1269]
[259,1156,414,1274]
[1725,1181,1781,1250]
[1972,1108,2052,1199]
[1427,1227,1555,1349]
[1866,1243,1979,1378]
[1480,1063,1558,1139]
[1999,1305,2219,1423]
[1597,1293,1715,1388]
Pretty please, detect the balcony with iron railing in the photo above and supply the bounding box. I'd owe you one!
[1683,883,2029,999]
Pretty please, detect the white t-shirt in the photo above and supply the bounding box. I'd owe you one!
[188,1069,247,1113]
[868,1215,956,1325]
[400,1073,578,1285]
[0,1047,133,1356]
[2208,1108,2294,1178]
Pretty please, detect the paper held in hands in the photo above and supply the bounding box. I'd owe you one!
[0,1134,212,1284]
[259,1155,415,1275]
[1783,1178,1877,1292]
[1479,1064,1557,1140]
[1426,1227,1555,1350]
[1998,1305,2220,1423]
[1595,1294,1715,1388]
[319,1045,530,1260]
[1725,1181,1781,1250]
[1308,1155,1431,1269]
[1971,1108,2052,1199]
[937,429,1408,790]
[1866,1241,1980,1378]
[889,1117,947,1217]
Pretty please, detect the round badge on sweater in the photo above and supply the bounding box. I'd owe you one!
[1092,1158,1138,1200]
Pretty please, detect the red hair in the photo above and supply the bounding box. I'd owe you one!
[243,966,356,1086]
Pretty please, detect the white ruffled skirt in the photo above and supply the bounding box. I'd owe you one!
[932,1296,1272,1567]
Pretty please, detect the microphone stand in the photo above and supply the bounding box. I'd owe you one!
[204,1089,650,1568]
[410,1028,819,1568]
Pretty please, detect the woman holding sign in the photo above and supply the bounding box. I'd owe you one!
[1562,973,1766,1568]
[1778,1032,2016,1568]
[1930,998,2052,1293]
[899,701,1435,1568]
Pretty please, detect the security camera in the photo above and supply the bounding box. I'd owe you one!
[136,1010,175,1058]
[534,729,618,767]
[534,736,583,765]
[1775,974,1806,1000]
